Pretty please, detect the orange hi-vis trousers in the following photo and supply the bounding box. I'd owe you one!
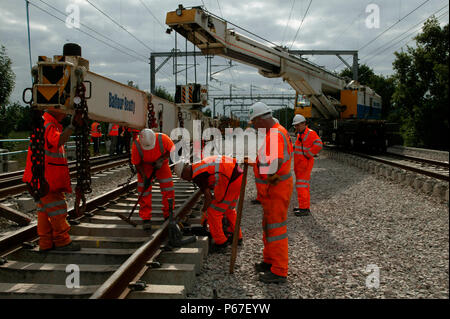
[260,176,293,277]
[36,192,72,250]
[206,174,243,245]
[138,162,175,220]
[295,158,314,209]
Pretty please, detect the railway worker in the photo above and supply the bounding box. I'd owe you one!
[174,155,243,252]
[90,121,102,156]
[249,101,293,284]
[131,128,175,230]
[22,111,82,252]
[108,123,119,155]
[292,114,323,216]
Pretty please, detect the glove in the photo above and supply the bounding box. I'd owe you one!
[144,176,152,189]
[154,157,165,170]
[71,111,83,128]
[266,174,281,185]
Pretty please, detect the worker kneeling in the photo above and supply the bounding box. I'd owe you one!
[249,102,293,284]
[174,155,243,252]
[131,129,175,229]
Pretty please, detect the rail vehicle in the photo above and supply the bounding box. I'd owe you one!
[166,5,400,152]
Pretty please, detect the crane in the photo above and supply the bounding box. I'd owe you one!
[165,5,390,151]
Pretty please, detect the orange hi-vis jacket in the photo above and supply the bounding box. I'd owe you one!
[90,122,102,137]
[192,155,243,245]
[254,122,293,278]
[294,126,322,209]
[192,155,238,203]
[131,132,175,220]
[23,112,72,194]
[108,124,119,136]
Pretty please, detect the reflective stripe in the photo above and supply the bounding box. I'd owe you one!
[210,203,226,213]
[222,200,232,205]
[45,150,65,158]
[160,187,174,192]
[296,184,309,188]
[44,122,56,130]
[279,172,292,181]
[302,129,311,143]
[294,145,310,151]
[158,178,173,184]
[296,179,309,184]
[192,163,211,174]
[137,182,144,187]
[255,178,268,184]
[267,220,287,230]
[47,208,67,217]
[158,134,164,155]
[267,232,288,243]
[142,191,151,197]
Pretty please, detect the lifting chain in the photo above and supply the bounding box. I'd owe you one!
[147,95,157,129]
[73,81,92,218]
[28,108,49,201]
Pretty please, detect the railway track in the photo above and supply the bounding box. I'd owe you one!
[0,177,207,299]
[352,151,449,182]
[0,154,130,199]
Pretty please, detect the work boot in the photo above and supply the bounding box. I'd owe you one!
[142,220,152,230]
[54,242,81,251]
[258,271,287,284]
[251,199,261,205]
[210,240,229,253]
[254,261,272,273]
[295,208,310,217]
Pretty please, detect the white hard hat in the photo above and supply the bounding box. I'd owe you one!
[173,160,187,178]
[292,114,306,125]
[139,128,156,150]
[248,101,272,121]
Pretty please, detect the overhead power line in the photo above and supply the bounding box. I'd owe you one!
[85,0,155,52]
[289,0,313,49]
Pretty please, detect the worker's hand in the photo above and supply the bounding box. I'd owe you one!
[71,111,83,128]
[266,174,281,185]
[144,177,152,189]
[154,157,165,170]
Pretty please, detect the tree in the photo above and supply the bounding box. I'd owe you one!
[153,86,174,102]
[391,17,449,150]
[0,45,15,108]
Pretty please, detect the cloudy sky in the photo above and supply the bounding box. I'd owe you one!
[1,0,448,115]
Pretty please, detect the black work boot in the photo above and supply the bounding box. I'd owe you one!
[258,271,287,284]
[210,240,229,254]
[142,220,152,230]
[254,261,272,273]
[294,208,310,217]
[251,199,261,205]
[54,241,81,251]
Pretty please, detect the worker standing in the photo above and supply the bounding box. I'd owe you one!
[292,114,323,216]
[108,123,119,155]
[23,111,82,252]
[174,155,243,252]
[131,129,175,230]
[90,121,102,156]
[249,102,293,284]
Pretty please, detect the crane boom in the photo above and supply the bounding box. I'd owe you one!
[166,6,346,119]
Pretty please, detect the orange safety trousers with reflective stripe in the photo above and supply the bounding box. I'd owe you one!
[294,127,322,209]
[36,192,71,250]
[132,134,174,220]
[192,156,242,245]
[255,123,293,277]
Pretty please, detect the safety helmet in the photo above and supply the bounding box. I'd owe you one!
[292,114,306,125]
[248,102,272,121]
[173,160,187,178]
[139,128,156,150]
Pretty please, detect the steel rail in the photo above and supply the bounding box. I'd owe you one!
[90,188,201,299]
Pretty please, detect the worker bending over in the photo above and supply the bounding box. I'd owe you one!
[131,129,175,230]
[249,102,293,284]
[23,111,82,251]
[174,155,243,252]
[292,114,323,216]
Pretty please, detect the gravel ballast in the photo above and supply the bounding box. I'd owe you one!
[188,152,449,299]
